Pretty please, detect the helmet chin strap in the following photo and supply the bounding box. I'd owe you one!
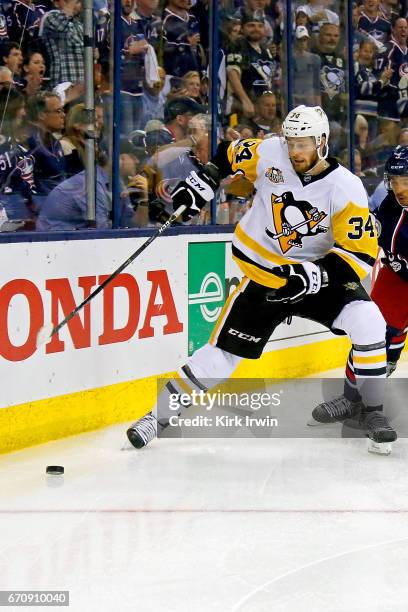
[303,137,329,175]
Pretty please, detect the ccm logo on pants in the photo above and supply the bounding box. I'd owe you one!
[228,328,261,343]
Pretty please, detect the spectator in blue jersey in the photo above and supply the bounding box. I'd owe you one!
[0,88,38,223]
[377,16,408,123]
[354,39,393,137]
[162,0,206,79]
[26,91,66,195]
[358,0,391,49]
[1,43,24,85]
[36,148,137,230]
[39,0,84,88]
[6,0,46,51]
[352,2,370,59]
[120,0,149,135]
[133,0,162,51]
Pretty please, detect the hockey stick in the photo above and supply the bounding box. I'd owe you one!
[269,217,320,239]
[36,204,187,347]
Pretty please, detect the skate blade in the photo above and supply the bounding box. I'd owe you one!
[367,439,393,455]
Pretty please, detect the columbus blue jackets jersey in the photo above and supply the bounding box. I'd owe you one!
[375,193,408,282]
[354,62,383,116]
[121,15,146,96]
[358,13,391,46]
[376,40,408,120]
[162,8,203,77]
[0,139,37,198]
[6,0,46,47]
[224,137,378,289]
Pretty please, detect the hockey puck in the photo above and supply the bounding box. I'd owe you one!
[46,465,64,475]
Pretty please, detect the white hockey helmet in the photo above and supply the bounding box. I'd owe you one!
[282,105,330,160]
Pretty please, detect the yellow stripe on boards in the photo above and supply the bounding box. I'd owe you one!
[0,336,353,455]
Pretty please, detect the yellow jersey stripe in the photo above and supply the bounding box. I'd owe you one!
[209,278,249,345]
[235,224,294,266]
[329,247,368,280]
[232,254,286,289]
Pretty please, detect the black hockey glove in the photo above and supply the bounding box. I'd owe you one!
[266,262,328,304]
[172,165,219,222]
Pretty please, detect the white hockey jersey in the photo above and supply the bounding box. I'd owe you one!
[226,137,378,289]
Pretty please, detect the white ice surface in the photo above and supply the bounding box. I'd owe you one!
[0,357,407,612]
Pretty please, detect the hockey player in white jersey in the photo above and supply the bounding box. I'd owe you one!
[127,105,396,453]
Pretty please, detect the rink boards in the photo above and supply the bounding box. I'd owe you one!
[0,232,351,453]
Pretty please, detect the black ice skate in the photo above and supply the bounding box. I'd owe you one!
[127,412,164,449]
[359,410,397,455]
[308,395,362,425]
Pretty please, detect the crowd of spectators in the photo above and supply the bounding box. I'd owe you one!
[0,0,408,230]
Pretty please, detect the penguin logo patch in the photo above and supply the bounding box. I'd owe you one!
[266,191,328,254]
[265,167,284,184]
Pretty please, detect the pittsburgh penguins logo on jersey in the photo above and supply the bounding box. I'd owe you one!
[265,167,284,184]
[320,66,345,100]
[251,59,276,90]
[265,191,328,254]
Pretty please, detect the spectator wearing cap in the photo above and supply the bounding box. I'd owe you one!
[292,25,321,107]
[142,65,166,126]
[162,0,206,79]
[233,0,275,44]
[163,96,205,142]
[36,148,137,230]
[296,0,340,36]
[39,0,84,88]
[226,12,278,118]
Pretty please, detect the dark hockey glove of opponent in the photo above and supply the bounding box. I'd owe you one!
[172,166,219,222]
[266,262,328,304]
